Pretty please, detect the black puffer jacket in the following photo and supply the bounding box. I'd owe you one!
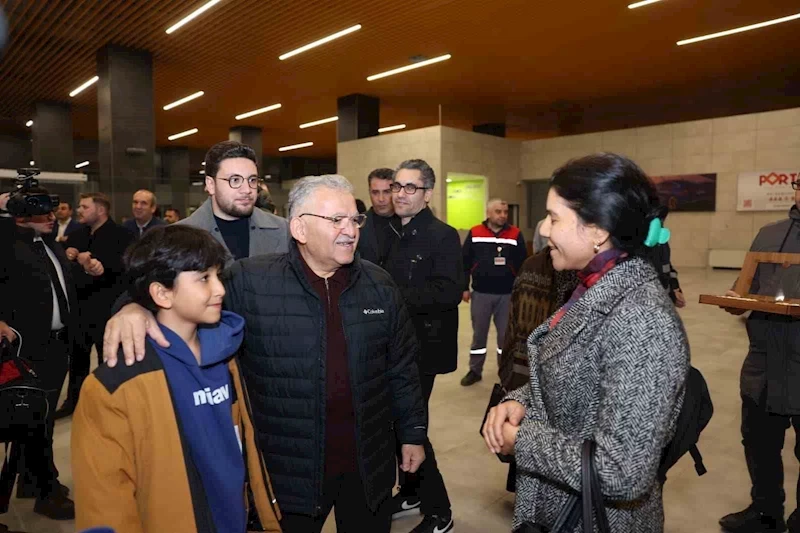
[222,243,427,516]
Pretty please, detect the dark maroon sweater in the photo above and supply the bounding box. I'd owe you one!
[300,257,358,477]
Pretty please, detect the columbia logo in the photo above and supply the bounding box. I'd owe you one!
[363,308,385,315]
[193,384,230,406]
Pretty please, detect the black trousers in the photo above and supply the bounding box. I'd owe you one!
[742,393,800,517]
[280,473,390,533]
[65,311,106,405]
[396,373,452,517]
[19,335,70,499]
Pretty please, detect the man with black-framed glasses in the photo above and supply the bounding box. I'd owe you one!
[177,140,289,261]
[383,159,462,533]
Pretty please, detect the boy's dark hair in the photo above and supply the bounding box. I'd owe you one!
[204,140,257,179]
[124,225,230,312]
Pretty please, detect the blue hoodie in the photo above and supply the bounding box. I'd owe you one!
[149,311,246,533]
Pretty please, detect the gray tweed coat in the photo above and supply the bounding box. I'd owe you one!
[506,257,689,533]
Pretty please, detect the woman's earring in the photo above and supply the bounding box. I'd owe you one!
[593,243,600,254]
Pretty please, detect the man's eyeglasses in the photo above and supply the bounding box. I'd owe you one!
[299,213,367,229]
[389,182,431,195]
[216,176,262,189]
[792,181,800,191]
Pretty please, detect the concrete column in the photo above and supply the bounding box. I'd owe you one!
[96,44,156,218]
[229,126,263,172]
[337,94,379,142]
[32,102,74,172]
[157,146,190,216]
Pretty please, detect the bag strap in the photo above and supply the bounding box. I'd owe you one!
[582,440,611,533]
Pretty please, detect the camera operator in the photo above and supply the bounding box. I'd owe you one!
[56,192,134,418]
[0,186,76,520]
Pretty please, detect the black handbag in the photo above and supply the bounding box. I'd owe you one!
[0,331,51,442]
[513,440,610,533]
[479,383,514,463]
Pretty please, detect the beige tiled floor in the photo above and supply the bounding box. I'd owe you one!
[4,267,798,532]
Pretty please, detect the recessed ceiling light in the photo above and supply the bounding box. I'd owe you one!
[163,91,205,110]
[367,54,451,81]
[166,0,222,34]
[168,128,199,141]
[75,161,90,169]
[235,103,282,121]
[279,24,361,60]
[201,161,205,165]
[378,124,406,133]
[25,120,33,127]
[628,0,663,8]
[69,75,99,97]
[279,142,314,152]
[299,116,338,129]
[677,12,800,45]
[199,170,205,174]
[445,178,452,183]
[29,160,35,166]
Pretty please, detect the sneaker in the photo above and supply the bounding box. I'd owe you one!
[460,371,481,387]
[411,514,454,533]
[720,505,786,532]
[388,493,421,520]
[33,492,74,521]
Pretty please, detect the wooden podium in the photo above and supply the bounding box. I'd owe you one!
[699,252,800,316]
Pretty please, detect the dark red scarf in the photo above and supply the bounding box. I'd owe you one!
[550,248,628,330]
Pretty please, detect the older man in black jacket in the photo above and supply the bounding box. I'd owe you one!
[0,190,78,520]
[383,159,463,533]
[103,174,427,533]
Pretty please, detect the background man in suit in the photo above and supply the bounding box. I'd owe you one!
[0,190,77,520]
[54,201,81,243]
[357,167,398,268]
[122,189,165,238]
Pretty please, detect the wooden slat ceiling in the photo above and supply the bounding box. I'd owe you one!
[1,0,800,158]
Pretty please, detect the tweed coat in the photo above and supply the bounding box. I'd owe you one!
[506,257,689,532]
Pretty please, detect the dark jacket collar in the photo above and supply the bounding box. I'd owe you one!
[287,240,360,295]
[400,206,434,234]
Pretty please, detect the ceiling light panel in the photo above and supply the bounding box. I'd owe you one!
[166,0,222,34]
[299,116,338,129]
[628,0,663,8]
[279,142,314,152]
[279,24,361,60]
[378,124,406,133]
[75,161,90,169]
[25,120,33,127]
[163,91,205,110]
[69,75,99,97]
[367,54,451,81]
[235,103,282,120]
[677,12,800,45]
[168,128,199,141]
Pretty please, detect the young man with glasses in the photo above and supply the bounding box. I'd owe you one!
[177,141,289,262]
[383,159,462,533]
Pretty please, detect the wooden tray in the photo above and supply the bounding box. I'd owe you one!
[699,294,800,316]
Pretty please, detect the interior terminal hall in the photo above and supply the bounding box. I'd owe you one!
[2,1,800,532]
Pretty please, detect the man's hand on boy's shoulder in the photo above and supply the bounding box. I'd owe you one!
[103,303,170,368]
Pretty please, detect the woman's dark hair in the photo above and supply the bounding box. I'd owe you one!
[124,225,229,312]
[550,153,662,255]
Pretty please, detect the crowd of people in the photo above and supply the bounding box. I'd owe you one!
[0,140,798,533]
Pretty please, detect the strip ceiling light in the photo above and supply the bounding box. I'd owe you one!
[299,116,338,129]
[678,12,800,45]
[69,75,99,97]
[168,128,199,141]
[75,161,90,169]
[166,0,222,34]
[235,103,282,120]
[25,120,33,127]
[164,91,205,110]
[279,142,313,152]
[279,24,361,60]
[628,0,663,8]
[367,54,451,81]
[378,124,406,133]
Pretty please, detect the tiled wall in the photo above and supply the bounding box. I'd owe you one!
[337,126,443,213]
[520,108,800,267]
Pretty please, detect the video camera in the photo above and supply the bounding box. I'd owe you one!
[5,168,59,217]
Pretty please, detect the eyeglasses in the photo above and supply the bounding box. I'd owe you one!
[792,181,800,190]
[389,182,431,195]
[216,176,262,189]
[299,213,367,229]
